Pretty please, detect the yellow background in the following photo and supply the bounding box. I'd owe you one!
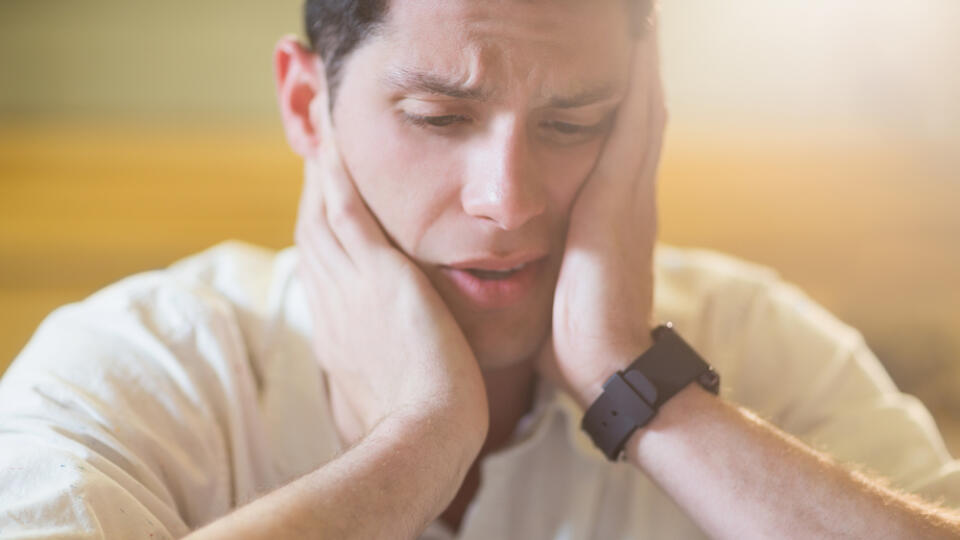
[1,1,958,450]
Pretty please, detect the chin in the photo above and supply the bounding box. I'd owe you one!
[419,251,561,372]
[459,307,552,372]
[470,337,544,372]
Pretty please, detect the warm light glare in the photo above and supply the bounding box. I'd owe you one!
[661,0,960,143]
[0,0,958,452]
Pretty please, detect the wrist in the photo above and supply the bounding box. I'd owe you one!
[574,333,654,409]
[622,383,724,469]
[579,324,721,461]
[376,404,488,464]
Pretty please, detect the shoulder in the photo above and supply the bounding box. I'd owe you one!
[655,243,862,348]
[653,244,839,344]
[653,244,890,413]
[167,240,292,307]
[651,246,960,491]
[654,244,782,329]
[2,241,298,414]
[0,242,298,533]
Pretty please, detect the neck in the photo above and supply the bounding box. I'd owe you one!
[325,354,540,534]
[324,357,540,455]
[478,358,539,456]
[437,358,539,534]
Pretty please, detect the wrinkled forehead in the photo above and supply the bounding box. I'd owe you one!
[372,0,634,105]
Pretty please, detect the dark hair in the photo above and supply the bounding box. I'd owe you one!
[304,0,653,106]
[304,0,389,106]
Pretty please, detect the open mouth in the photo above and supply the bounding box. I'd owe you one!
[464,263,529,280]
[439,257,544,309]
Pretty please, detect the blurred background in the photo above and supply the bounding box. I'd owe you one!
[1,1,958,451]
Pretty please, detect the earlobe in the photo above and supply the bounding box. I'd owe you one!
[274,36,328,159]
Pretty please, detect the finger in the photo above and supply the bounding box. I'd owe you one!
[296,158,352,278]
[297,214,344,281]
[319,133,397,270]
[296,260,336,373]
[594,21,665,182]
[636,20,668,179]
[296,74,360,273]
[308,73,402,269]
[296,258,325,323]
[629,23,666,220]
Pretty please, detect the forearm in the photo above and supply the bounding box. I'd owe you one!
[626,385,960,539]
[186,412,479,540]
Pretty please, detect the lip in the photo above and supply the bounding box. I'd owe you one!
[445,252,548,272]
[440,253,547,309]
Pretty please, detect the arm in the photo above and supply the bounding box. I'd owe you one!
[624,385,960,539]
[4,40,488,539]
[187,411,478,540]
[538,19,960,539]
[1,156,483,540]
[202,46,490,539]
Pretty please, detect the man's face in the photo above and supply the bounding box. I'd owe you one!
[327,0,633,370]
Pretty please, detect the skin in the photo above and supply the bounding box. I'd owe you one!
[185,1,960,538]
[330,0,634,370]
[302,0,645,527]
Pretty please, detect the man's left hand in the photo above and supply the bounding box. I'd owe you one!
[536,25,667,409]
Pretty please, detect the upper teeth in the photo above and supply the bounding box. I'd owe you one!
[468,263,526,276]
[488,263,526,273]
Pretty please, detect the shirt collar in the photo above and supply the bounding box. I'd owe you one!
[486,373,609,466]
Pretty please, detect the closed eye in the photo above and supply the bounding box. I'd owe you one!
[542,120,605,135]
[402,113,470,128]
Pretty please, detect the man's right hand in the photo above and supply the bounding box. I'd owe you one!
[294,95,489,456]
[189,136,489,540]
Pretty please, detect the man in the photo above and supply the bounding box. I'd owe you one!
[1,0,959,538]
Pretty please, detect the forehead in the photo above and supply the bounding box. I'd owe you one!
[371,0,633,103]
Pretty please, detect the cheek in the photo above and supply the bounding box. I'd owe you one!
[336,109,459,256]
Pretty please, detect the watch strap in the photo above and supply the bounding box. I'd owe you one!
[580,371,657,460]
[626,324,719,409]
[580,324,719,461]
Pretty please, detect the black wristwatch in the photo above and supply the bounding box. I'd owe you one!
[581,323,720,461]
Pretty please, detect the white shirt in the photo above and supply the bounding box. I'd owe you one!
[1,241,957,539]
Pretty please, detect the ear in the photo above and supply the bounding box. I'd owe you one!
[274,36,328,159]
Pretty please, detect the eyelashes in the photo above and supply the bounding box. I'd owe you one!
[401,113,470,128]
[401,112,608,139]
[541,119,608,136]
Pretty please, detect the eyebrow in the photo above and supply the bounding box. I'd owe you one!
[383,68,493,101]
[546,84,620,109]
[383,67,621,108]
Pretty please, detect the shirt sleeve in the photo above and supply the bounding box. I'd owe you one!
[723,276,960,509]
[0,273,266,539]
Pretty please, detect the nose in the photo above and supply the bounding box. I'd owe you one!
[460,119,547,231]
